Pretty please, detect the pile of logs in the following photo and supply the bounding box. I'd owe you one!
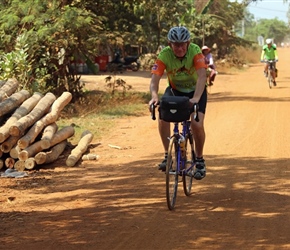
[0,78,94,171]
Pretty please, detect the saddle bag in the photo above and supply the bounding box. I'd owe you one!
[159,96,190,122]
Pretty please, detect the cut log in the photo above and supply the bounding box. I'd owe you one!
[18,92,72,148]
[0,92,43,143]
[0,80,6,88]
[0,89,30,118]
[41,125,74,149]
[10,92,56,139]
[0,78,19,102]
[0,159,4,170]
[14,160,25,171]
[1,134,22,153]
[40,123,58,149]
[66,130,94,167]
[35,140,67,165]
[10,145,21,159]
[82,154,100,161]
[34,152,46,165]
[5,157,15,169]
[25,158,36,170]
[18,140,43,161]
[20,125,75,161]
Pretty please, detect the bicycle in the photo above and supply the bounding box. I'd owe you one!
[263,59,277,89]
[151,96,199,210]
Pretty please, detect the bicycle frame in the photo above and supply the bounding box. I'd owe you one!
[265,60,276,89]
[171,120,195,176]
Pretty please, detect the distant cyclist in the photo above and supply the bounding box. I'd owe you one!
[261,38,278,86]
[149,26,208,180]
[202,45,217,86]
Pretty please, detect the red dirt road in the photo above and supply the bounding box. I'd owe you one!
[1,48,290,250]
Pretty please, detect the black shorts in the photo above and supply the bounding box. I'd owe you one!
[162,86,207,114]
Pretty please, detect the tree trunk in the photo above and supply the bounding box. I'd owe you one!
[0,80,6,88]
[0,78,19,102]
[0,92,43,143]
[18,92,72,148]
[10,145,21,159]
[40,123,58,149]
[18,140,43,161]
[41,125,75,149]
[0,159,4,170]
[14,160,25,171]
[10,92,56,139]
[0,89,30,118]
[66,130,94,167]
[25,158,36,170]
[34,152,46,165]
[35,140,67,165]
[5,157,15,169]
[1,134,22,153]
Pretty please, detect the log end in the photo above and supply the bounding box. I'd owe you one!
[9,126,20,137]
[66,155,78,167]
[35,152,47,165]
[25,158,36,170]
[18,151,29,161]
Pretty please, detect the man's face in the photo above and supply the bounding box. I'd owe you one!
[267,43,272,48]
[169,41,189,58]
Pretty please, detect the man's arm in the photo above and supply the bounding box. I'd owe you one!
[191,68,207,104]
[149,74,162,105]
[261,50,265,61]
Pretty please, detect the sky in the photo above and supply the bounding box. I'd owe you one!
[246,0,289,23]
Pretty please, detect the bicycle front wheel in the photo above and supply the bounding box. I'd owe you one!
[182,135,194,196]
[166,137,179,210]
[268,72,272,89]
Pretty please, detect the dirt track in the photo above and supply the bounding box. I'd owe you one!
[1,48,290,250]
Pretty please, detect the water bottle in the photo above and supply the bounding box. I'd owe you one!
[179,134,186,158]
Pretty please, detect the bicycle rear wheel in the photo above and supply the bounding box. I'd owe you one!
[166,137,179,210]
[182,135,195,196]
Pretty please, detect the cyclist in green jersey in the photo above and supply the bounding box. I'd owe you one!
[149,26,208,180]
[261,38,278,85]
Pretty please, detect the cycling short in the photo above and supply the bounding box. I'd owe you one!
[162,86,207,114]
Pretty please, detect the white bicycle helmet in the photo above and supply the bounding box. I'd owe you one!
[266,38,272,45]
[167,26,190,43]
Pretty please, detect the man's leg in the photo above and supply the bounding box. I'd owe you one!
[157,113,171,171]
[191,113,205,158]
[191,112,206,180]
[264,63,268,77]
[158,119,170,152]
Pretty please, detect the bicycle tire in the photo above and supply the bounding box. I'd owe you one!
[182,135,194,196]
[268,70,272,89]
[166,136,179,210]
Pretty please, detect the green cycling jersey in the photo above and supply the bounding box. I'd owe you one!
[152,43,207,93]
[261,44,278,61]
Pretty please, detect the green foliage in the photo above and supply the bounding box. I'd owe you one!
[0,34,32,86]
[105,75,132,96]
[1,0,288,101]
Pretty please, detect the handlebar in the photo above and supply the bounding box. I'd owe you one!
[193,103,199,122]
[150,103,157,120]
[262,59,278,63]
[150,102,199,122]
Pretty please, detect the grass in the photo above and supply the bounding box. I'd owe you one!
[57,90,150,145]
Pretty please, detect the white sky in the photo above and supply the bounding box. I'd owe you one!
[246,0,289,22]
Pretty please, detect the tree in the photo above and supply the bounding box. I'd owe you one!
[0,0,104,99]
